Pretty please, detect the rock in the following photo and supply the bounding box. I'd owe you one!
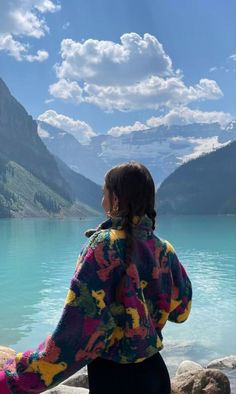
[61,367,88,388]
[45,387,88,393]
[171,368,231,394]
[0,346,16,369]
[45,367,89,393]
[176,360,204,376]
[207,356,236,370]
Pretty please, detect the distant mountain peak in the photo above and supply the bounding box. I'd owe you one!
[37,120,82,145]
[38,118,236,186]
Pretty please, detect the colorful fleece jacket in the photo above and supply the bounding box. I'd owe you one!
[0,215,192,393]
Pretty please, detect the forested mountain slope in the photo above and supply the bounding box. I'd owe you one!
[157,141,236,214]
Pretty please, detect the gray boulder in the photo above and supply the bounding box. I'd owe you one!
[45,367,89,393]
[176,361,204,376]
[207,356,236,370]
[171,368,231,394]
[45,387,88,394]
[61,367,89,388]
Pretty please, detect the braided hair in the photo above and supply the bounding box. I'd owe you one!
[104,161,156,268]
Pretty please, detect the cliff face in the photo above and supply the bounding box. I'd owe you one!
[0,78,69,200]
[157,141,236,214]
[0,78,102,218]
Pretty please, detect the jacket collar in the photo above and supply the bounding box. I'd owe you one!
[107,215,153,232]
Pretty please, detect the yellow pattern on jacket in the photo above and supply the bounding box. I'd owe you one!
[26,360,67,386]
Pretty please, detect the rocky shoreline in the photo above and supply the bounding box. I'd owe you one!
[0,347,235,393]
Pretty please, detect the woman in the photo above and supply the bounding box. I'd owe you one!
[0,161,192,394]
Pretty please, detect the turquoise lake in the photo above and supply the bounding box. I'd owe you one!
[0,215,236,374]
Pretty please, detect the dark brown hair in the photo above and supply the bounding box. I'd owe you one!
[105,161,156,266]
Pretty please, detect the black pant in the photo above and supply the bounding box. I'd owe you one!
[88,352,171,394]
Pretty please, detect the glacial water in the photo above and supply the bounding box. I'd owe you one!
[0,215,236,382]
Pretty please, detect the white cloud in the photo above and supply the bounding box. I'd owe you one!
[34,0,61,13]
[56,33,173,86]
[25,50,49,62]
[83,76,222,111]
[0,33,49,62]
[0,0,60,61]
[146,107,232,129]
[106,107,232,137]
[38,110,96,144]
[209,53,236,73]
[0,0,60,38]
[0,34,27,61]
[108,121,147,137]
[62,22,70,30]
[49,79,83,104]
[209,66,217,73]
[38,125,50,138]
[45,98,55,104]
[228,54,236,62]
[50,33,223,111]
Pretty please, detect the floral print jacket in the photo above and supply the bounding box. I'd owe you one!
[0,215,192,393]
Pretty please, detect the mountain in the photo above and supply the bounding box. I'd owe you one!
[157,141,236,214]
[54,156,102,213]
[0,79,69,200]
[0,78,102,218]
[38,121,107,184]
[0,158,96,218]
[38,121,236,186]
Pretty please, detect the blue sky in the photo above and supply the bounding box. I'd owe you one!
[0,0,235,143]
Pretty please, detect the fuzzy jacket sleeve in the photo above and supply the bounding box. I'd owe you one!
[168,250,192,323]
[0,237,115,393]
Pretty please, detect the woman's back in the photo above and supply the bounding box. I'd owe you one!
[79,214,192,364]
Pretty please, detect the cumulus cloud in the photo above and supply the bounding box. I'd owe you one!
[107,107,232,137]
[34,0,61,13]
[0,34,28,60]
[83,77,222,111]
[49,79,83,104]
[0,0,60,61]
[38,110,96,144]
[0,0,60,37]
[146,107,232,128]
[50,33,223,111]
[25,50,49,62]
[55,33,173,86]
[108,121,147,137]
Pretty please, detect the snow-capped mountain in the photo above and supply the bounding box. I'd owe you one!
[38,121,236,186]
[38,121,107,183]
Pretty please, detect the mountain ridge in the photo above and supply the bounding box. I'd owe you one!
[157,140,236,214]
[39,119,236,186]
[0,78,102,218]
